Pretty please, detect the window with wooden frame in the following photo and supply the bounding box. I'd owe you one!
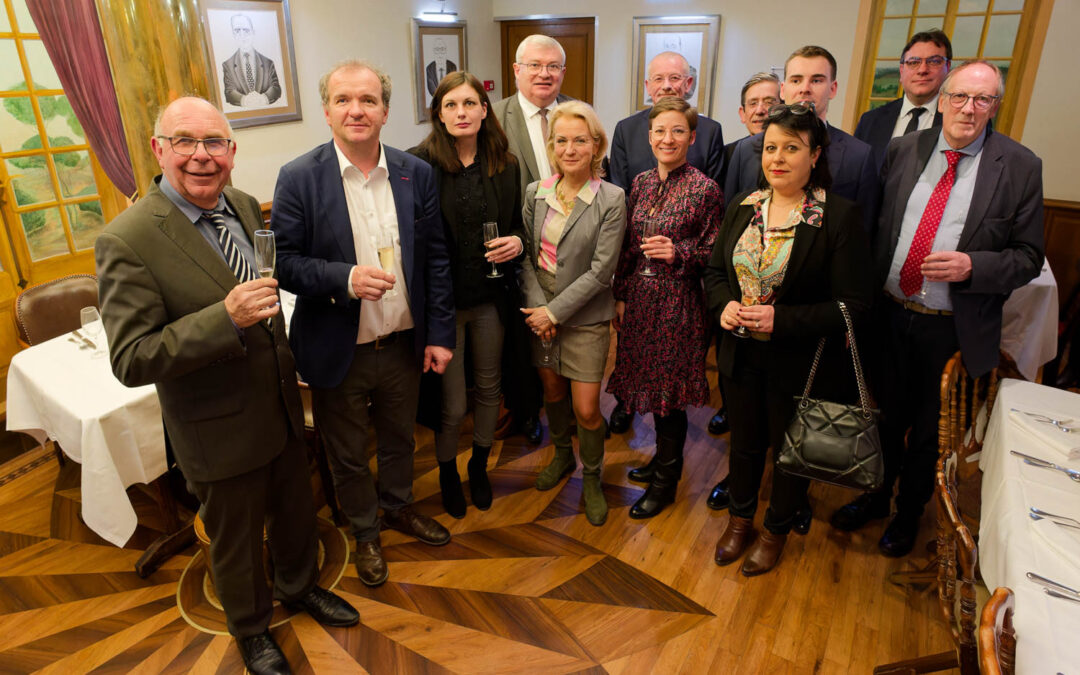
[854,0,1053,137]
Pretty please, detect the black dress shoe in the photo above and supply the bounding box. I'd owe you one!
[523,415,543,445]
[237,631,291,675]
[829,493,891,532]
[879,513,920,557]
[706,478,730,510]
[792,506,812,535]
[284,586,359,627]
[608,403,632,434]
[354,539,389,586]
[707,408,729,435]
[383,506,451,546]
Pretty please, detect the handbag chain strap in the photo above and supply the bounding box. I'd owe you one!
[798,301,874,420]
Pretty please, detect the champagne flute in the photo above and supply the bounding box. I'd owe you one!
[377,229,398,298]
[80,306,106,358]
[639,218,659,277]
[483,221,503,279]
[732,295,758,339]
[539,336,557,368]
[253,230,276,279]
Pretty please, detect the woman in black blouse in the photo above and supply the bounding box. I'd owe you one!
[409,72,524,518]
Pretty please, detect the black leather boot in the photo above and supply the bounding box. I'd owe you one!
[438,459,466,519]
[467,443,492,510]
[628,432,683,519]
[627,454,657,483]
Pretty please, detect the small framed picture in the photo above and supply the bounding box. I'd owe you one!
[200,0,302,129]
[630,15,721,113]
[411,19,468,124]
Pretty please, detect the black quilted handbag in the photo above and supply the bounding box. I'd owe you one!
[776,301,884,491]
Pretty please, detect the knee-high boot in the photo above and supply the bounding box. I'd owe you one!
[628,430,683,519]
[536,397,576,491]
[578,421,608,526]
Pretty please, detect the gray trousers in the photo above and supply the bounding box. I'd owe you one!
[436,303,503,461]
[312,336,420,542]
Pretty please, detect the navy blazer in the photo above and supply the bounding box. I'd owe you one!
[854,97,943,169]
[874,128,1044,377]
[724,125,879,238]
[608,108,724,191]
[271,141,455,388]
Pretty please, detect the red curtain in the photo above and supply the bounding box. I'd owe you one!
[25,0,137,198]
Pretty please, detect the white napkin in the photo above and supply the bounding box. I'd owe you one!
[1009,408,1080,459]
[1031,517,1080,581]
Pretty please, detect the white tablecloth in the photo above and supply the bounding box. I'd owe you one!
[1001,261,1058,381]
[6,327,166,547]
[980,378,1080,674]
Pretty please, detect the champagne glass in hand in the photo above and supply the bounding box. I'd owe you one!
[639,218,659,277]
[483,221,503,279]
[377,230,399,298]
[80,306,106,358]
[539,336,557,368]
[732,296,758,339]
[253,230,276,279]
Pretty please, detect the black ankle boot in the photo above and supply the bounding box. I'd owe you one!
[628,433,683,519]
[438,459,466,519]
[467,444,492,510]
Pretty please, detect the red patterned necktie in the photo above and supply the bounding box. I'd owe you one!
[898,150,962,297]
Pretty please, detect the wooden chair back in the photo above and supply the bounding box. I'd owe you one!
[14,274,99,348]
[978,587,1016,675]
[935,463,980,674]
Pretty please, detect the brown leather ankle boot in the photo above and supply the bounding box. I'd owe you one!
[714,515,756,566]
[740,530,787,576]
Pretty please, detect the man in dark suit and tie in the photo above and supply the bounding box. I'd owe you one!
[95,96,358,675]
[271,60,456,588]
[725,45,879,236]
[830,61,1044,556]
[854,29,951,168]
[221,14,281,108]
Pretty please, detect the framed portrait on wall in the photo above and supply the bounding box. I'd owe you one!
[411,19,468,123]
[630,15,721,114]
[200,0,302,129]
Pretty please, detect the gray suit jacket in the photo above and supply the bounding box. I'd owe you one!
[222,49,281,106]
[95,179,304,482]
[875,128,1045,377]
[492,92,572,196]
[519,179,626,326]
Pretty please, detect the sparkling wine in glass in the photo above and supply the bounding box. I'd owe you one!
[483,221,503,279]
[732,296,758,339]
[80,306,106,358]
[639,218,659,277]
[377,229,398,298]
[254,230,276,279]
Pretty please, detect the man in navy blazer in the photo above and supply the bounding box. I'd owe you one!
[272,60,455,587]
[831,61,1044,557]
[609,51,725,191]
[854,29,951,168]
[724,46,879,236]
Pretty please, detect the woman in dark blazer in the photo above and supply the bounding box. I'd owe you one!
[409,71,525,519]
[703,102,874,576]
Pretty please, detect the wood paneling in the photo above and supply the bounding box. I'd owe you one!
[1044,198,1080,309]
[499,18,595,105]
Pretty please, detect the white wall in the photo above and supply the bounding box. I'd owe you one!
[229,0,502,201]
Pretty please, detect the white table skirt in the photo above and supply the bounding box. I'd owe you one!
[1001,261,1058,381]
[980,378,1080,674]
[6,327,166,547]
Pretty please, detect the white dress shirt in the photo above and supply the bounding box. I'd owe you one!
[891,92,940,139]
[334,141,414,343]
[517,91,554,179]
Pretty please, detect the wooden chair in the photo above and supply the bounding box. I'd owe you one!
[978,587,1016,675]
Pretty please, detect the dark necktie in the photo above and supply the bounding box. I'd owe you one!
[898,150,962,296]
[904,107,927,135]
[245,54,255,90]
[203,210,254,284]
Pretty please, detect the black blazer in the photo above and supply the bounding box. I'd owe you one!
[853,97,943,169]
[704,192,875,394]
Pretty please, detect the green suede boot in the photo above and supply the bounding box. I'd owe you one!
[536,397,576,491]
[578,421,608,526]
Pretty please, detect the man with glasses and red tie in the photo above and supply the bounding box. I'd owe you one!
[830,61,1045,557]
[855,29,952,168]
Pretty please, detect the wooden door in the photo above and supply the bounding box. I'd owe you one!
[499,17,595,105]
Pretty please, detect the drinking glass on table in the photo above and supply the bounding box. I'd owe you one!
[639,218,660,277]
[483,221,503,279]
[253,230,276,279]
[80,306,106,358]
[377,229,398,298]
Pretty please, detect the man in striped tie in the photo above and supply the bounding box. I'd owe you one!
[829,61,1045,558]
[95,96,357,675]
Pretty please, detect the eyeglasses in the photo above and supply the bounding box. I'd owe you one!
[517,62,565,75]
[766,101,816,119]
[648,74,687,86]
[649,127,690,139]
[900,56,949,69]
[942,92,1000,111]
[157,136,234,156]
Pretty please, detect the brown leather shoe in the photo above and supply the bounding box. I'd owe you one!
[714,515,756,566]
[354,539,388,586]
[740,531,787,577]
[383,506,451,546]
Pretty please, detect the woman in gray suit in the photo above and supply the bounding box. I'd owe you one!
[519,100,626,526]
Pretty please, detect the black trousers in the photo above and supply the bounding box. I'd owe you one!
[873,302,959,515]
[189,436,318,638]
[722,339,809,535]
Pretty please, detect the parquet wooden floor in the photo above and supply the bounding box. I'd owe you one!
[0,364,958,673]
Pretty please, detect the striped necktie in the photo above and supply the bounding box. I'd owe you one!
[203,209,254,283]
